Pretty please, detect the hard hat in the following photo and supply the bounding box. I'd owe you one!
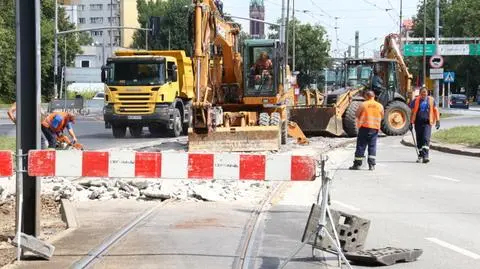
[68,113,76,123]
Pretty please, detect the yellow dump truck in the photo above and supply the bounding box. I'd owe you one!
[101,50,194,138]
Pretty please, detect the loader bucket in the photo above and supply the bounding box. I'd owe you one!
[188,126,281,152]
[289,106,344,136]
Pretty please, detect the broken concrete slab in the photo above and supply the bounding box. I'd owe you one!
[12,232,55,260]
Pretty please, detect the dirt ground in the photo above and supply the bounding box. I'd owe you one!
[0,195,66,268]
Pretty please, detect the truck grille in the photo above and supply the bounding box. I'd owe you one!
[114,92,154,114]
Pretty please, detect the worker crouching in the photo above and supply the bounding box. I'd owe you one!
[41,112,78,149]
[349,90,384,171]
[409,87,440,163]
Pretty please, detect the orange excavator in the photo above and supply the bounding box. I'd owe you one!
[188,0,307,152]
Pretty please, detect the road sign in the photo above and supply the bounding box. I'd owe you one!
[438,44,469,56]
[443,72,455,83]
[403,44,436,56]
[429,68,444,80]
[65,68,101,83]
[429,55,444,68]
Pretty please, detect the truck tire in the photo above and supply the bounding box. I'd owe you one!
[381,101,410,136]
[112,125,126,138]
[270,112,281,126]
[168,108,182,137]
[129,125,143,138]
[343,101,361,137]
[259,112,270,126]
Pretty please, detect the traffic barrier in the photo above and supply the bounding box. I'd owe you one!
[28,150,317,181]
[0,151,14,177]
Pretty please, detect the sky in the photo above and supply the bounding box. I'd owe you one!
[223,0,421,58]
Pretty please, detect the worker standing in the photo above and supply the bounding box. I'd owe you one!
[41,112,77,149]
[409,87,440,163]
[7,102,48,148]
[349,90,384,171]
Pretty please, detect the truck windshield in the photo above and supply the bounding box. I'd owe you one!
[106,62,166,86]
[245,46,276,97]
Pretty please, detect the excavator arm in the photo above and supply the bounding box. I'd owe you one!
[381,33,414,102]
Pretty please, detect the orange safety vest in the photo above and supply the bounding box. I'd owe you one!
[357,99,383,130]
[42,112,70,133]
[410,96,439,125]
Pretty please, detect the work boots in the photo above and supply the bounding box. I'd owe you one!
[349,165,361,170]
[369,164,375,171]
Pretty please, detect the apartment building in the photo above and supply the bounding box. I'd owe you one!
[76,0,138,48]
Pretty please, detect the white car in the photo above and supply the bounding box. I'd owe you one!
[92,92,105,100]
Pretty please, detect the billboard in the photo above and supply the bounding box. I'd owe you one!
[65,67,102,83]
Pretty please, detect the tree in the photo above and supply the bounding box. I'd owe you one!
[132,0,191,53]
[409,0,480,97]
[0,0,90,101]
[268,19,330,73]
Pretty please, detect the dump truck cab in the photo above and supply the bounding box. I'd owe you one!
[102,50,194,138]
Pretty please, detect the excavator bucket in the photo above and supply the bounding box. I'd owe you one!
[289,106,344,136]
[188,126,281,152]
[288,121,309,145]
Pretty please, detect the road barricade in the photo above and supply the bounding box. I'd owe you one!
[0,151,14,177]
[26,150,317,181]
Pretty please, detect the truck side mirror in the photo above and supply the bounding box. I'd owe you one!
[101,66,109,83]
[172,64,178,82]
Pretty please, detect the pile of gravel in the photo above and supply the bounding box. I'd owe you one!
[36,177,273,203]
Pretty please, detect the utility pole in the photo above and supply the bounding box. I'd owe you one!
[399,0,403,52]
[348,45,352,58]
[422,0,427,85]
[355,31,359,58]
[285,0,290,70]
[434,0,440,104]
[281,0,287,91]
[292,0,295,71]
[110,0,113,53]
[54,0,58,99]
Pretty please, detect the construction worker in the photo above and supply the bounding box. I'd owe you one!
[7,102,48,148]
[349,90,384,171]
[409,87,440,163]
[41,112,77,149]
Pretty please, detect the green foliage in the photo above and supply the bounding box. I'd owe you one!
[0,0,87,102]
[66,90,98,100]
[0,136,15,151]
[268,19,330,73]
[410,0,480,96]
[132,0,191,54]
[432,126,480,148]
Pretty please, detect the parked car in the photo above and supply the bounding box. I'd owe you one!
[450,94,469,109]
[92,92,105,100]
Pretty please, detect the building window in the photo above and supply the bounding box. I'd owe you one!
[78,18,86,24]
[108,3,118,10]
[90,17,103,24]
[81,61,90,68]
[108,17,119,24]
[89,4,103,10]
[91,31,103,36]
[78,4,85,11]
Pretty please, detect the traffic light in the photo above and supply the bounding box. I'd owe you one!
[149,16,163,37]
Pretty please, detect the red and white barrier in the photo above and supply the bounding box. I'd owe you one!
[0,151,14,177]
[27,150,317,181]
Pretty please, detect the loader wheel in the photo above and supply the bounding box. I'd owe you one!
[168,108,182,137]
[270,112,281,126]
[281,120,288,144]
[259,112,270,126]
[381,101,410,136]
[343,101,361,137]
[129,125,143,138]
[112,125,126,138]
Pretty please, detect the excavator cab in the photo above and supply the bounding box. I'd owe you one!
[242,39,283,104]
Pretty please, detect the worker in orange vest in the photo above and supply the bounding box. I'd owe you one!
[41,112,77,149]
[409,87,440,163]
[349,90,384,171]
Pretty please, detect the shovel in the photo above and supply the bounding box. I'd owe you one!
[410,128,419,157]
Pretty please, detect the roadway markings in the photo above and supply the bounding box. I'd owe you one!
[425,237,480,259]
[331,200,361,212]
[431,175,461,182]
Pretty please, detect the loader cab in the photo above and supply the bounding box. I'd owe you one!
[243,39,280,99]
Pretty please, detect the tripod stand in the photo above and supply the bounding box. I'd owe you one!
[278,154,353,269]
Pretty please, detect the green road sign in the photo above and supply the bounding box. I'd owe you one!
[403,44,436,56]
[469,44,480,56]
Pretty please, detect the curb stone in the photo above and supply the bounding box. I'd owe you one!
[401,135,480,158]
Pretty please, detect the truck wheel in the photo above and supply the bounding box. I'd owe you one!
[381,101,411,136]
[129,125,143,138]
[259,112,270,126]
[169,108,182,137]
[343,101,361,137]
[112,125,126,138]
[270,112,281,126]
